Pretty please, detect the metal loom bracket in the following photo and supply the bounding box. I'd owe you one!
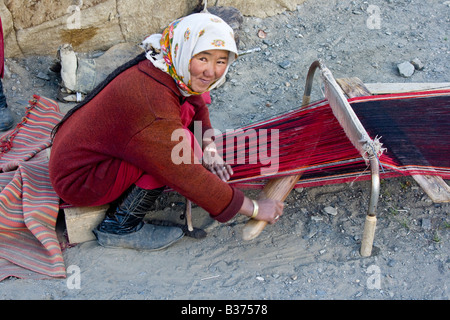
[305,60,383,257]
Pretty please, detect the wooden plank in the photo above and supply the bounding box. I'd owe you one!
[64,205,109,244]
[336,77,371,98]
[337,78,450,203]
[412,175,450,203]
[364,82,450,95]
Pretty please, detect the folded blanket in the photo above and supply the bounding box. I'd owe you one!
[0,95,65,280]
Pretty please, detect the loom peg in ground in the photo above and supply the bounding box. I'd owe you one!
[185,198,194,232]
[360,215,377,256]
[360,157,380,256]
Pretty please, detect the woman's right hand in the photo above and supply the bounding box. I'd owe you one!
[239,197,284,224]
[255,198,284,224]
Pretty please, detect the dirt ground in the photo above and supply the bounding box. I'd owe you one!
[0,0,448,301]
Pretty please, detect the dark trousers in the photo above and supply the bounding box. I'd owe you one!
[0,80,6,109]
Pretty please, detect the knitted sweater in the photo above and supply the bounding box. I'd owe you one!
[49,60,244,222]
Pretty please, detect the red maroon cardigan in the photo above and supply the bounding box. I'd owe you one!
[49,60,244,222]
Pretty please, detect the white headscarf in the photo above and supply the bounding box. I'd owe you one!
[141,13,238,96]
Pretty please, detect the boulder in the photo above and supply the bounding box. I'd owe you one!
[0,0,308,58]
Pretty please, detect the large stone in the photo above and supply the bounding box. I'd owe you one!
[0,0,308,58]
[117,0,195,44]
[218,0,304,17]
[0,0,21,57]
[14,0,124,56]
[397,61,415,78]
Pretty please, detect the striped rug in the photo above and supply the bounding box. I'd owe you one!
[0,95,65,280]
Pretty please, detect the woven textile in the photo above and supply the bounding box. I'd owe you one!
[0,96,65,280]
[222,89,450,189]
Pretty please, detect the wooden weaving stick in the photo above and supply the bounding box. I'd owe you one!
[242,175,302,240]
[242,60,322,241]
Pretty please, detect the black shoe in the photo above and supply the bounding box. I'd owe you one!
[96,185,164,234]
[94,185,183,250]
[93,223,183,251]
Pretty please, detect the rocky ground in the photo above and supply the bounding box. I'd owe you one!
[0,0,448,301]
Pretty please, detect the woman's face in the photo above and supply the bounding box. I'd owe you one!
[189,50,229,93]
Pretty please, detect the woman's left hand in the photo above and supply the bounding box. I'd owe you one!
[202,143,233,182]
[206,162,233,182]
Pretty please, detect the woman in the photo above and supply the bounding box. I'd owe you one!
[49,13,284,250]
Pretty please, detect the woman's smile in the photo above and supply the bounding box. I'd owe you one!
[189,49,229,93]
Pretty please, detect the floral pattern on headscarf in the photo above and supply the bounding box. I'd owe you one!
[141,13,238,96]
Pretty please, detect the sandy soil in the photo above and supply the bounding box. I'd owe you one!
[0,0,448,301]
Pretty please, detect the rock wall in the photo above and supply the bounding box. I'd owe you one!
[0,0,307,58]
